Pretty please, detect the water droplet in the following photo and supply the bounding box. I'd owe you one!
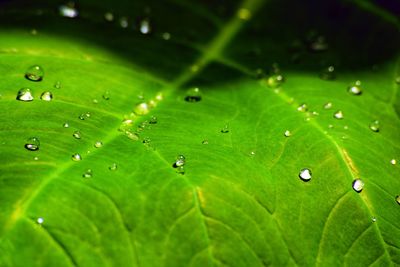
[102,91,110,100]
[348,81,362,95]
[16,88,34,101]
[333,110,344,120]
[395,195,400,205]
[162,32,171,40]
[109,163,118,171]
[119,17,129,28]
[71,153,82,161]
[395,77,400,84]
[104,12,114,22]
[82,169,92,178]
[221,124,229,133]
[93,99,99,104]
[202,139,209,145]
[25,137,40,151]
[149,116,157,124]
[352,179,364,192]
[173,155,186,168]
[25,65,44,81]
[176,166,185,175]
[372,217,377,222]
[390,159,396,165]
[267,74,284,88]
[369,120,380,132]
[40,91,53,101]
[72,131,81,139]
[37,217,44,224]
[185,87,202,102]
[284,130,291,137]
[297,103,308,112]
[320,66,336,80]
[237,8,251,20]
[33,156,39,161]
[78,112,91,120]
[134,102,149,115]
[324,102,332,109]
[94,141,103,148]
[63,122,69,128]
[124,130,139,141]
[54,81,61,89]
[309,35,328,52]
[299,168,312,182]
[142,137,151,145]
[250,151,256,156]
[59,2,78,18]
[139,18,152,34]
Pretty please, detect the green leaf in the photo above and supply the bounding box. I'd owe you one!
[0,0,400,266]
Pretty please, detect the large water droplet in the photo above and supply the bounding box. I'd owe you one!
[297,103,308,112]
[369,120,380,132]
[352,179,364,193]
[40,91,53,101]
[267,74,284,88]
[333,110,344,120]
[348,81,362,95]
[284,130,291,137]
[173,155,186,168]
[299,168,312,182]
[71,153,82,161]
[25,137,40,151]
[72,131,81,139]
[82,169,92,178]
[16,88,34,101]
[134,102,149,115]
[109,163,118,171]
[94,141,103,148]
[185,87,202,102]
[59,2,78,18]
[319,66,336,80]
[25,65,44,81]
[139,18,152,34]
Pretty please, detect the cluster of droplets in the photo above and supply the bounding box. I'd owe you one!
[173,155,186,174]
[16,66,54,102]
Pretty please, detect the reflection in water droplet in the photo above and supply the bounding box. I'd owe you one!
[267,74,284,88]
[149,116,157,124]
[324,102,332,109]
[299,168,312,181]
[221,124,229,133]
[94,141,103,148]
[185,87,202,102]
[59,2,78,18]
[352,179,364,193]
[320,66,336,80]
[333,110,344,120]
[284,130,291,137]
[348,81,362,95]
[63,122,69,128]
[297,103,308,112]
[54,81,61,89]
[396,195,400,205]
[37,217,44,224]
[237,8,251,20]
[40,91,53,101]
[16,88,34,101]
[139,18,152,34]
[73,131,81,139]
[102,91,110,100]
[202,140,209,145]
[390,159,397,165]
[174,155,186,168]
[25,65,44,81]
[369,120,380,132]
[82,169,92,178]
[250,151,256,156]
[71,153,82,161]
[109,163,118,171]
[104,12,114,22]
[25,137,40,151]
[134,102,149,115]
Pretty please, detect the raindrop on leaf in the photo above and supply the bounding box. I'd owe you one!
[25,65,44,81]
[59,2,78,18]
[109,163,118,171]
[185,87,202,102]
[369,120,380,132]
[134,102,149,115]
[221,124,230,133]
[284,130,291,137]
[82,169,92,178]
[352,179,364,193]
[348,81,362,95]
[299,168,312,182]
[390,159,396,165]
[72,131,81,139]
[173,155,186,168]
[297,103,308,112]
[323,102,332,109]
[102,91,110,100]
[36,217,44,224]
[149,116,157,124]
[16,88,34,101]
[333,110,344,120]
[139,18,152,34]
[40,91,53,101]
[71,153,82,161]
[319,66,336,80]
[94,141,103,148]
[25,137,40,151]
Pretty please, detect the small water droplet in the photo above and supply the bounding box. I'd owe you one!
[324,102,332,109]
[78,112,91,120]
[369,120,380,132]
[237,8,251,20]
[33,156,39,161]
[134,102,150,115]
[25,137,40,151]
[94,141,103,148]
[333,110,344,120]
[344,125,349,130]
[267,74,284,88]
[72,131,81,139]
[25,65,44,81]
[390,159,396,165]
[102,91,110,100]
[185,87,202,102]
[162,32,171,40]
[16,88,34,101]
[104,12,114,22]
[396,195,400,205]
[40,91,53,101]
[109,163,118,171]
[221,124,229,133]
[202,139,209,145]
[297,103,308,112]
[149,116,157,124]
[119,17,129,28]
[352,179,364,193]
[37,217,44,224]
[63,122,69,128]
[284,130,291,137]
[320,66,336,80]
[59,2,78,18]
[93,99,99,104]
[82,169,92,178]
[139,18,152,34]
[371,216,377,222]
[299,168,312,182]
[54,81,61,89]
[176,166,185,175]
[71,153,82,161]
[173,155,186,168]
[348,81,362,95]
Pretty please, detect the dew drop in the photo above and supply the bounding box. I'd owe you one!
[299,168,312,182]
[352,179,364,193]
[94,141,103,148]
[390,159,396,165]
[202,139,209,145]
[40,91,53,101]
[297,103,308,112]
[59,2,78,18]
[16,88,34,101]
[323,102,332,109]
[284,130,291,137]
[71,153,82,161]
[72,131,81,139]
[25,137,40,151]
[149,116,157,124]
[134,102,150,115]
[119,17,129,28]
[369,120,380,132]
[25,65,44,81]
[104,12,114,22]
[82,169,92,178]
[319,66,336,80]
[185,87,202,102]
[139,18,152,34]
[237,8,251,20]
[162,32,171,40]
[109,163,118,171]
[102,91,110,100]
[173,155,186,168]
[37,217,44,224]
[267,74,284,88]
[54,81,61,89]
[63,122,69,128]
[396,195,400,205]
[348,81,362,95]
[221,124,229,133]
[333,110,344,120]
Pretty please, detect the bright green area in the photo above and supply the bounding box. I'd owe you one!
[0,0,399,266]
